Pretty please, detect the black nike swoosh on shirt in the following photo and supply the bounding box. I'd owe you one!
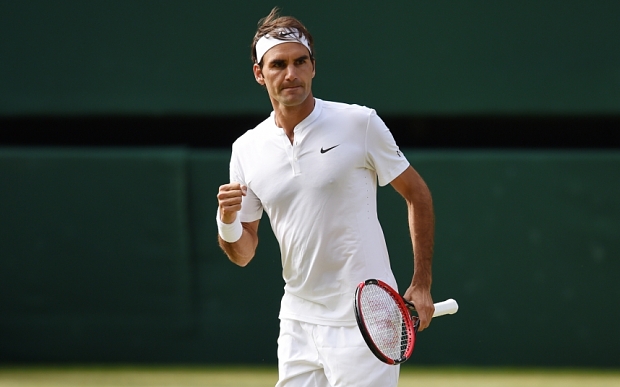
[320,145,340,153]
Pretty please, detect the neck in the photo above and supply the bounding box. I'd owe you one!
[272,96,315,143]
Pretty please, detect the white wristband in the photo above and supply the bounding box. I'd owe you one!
[216,208,243,243]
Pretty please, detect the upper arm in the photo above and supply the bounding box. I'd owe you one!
[364,111,410,187]
[242,219,260,247]
[390,165,432,204]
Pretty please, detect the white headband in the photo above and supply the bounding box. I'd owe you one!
[255,28,312,64]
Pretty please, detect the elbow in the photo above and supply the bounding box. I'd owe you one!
[218,231,259,267]
[232,257,251,267]
[229,251,255,267]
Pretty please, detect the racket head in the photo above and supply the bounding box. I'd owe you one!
[354,279,417,365]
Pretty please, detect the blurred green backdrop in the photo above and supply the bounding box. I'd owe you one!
[0,149,619,366]
[0,0,619,368]
[1,0,619,115]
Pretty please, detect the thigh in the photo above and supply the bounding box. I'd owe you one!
[276,319,332,387]
[276,369,331,387]
[315,325,399,387]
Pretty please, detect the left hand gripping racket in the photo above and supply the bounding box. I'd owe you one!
[354,279,458,365]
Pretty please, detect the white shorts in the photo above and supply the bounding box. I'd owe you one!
[276,319,399,387]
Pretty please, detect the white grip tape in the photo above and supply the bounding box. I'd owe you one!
[432,299,459,317]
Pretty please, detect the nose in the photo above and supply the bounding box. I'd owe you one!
[284,63,298,81]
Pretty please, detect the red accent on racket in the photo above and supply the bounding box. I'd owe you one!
[354,279,458,365]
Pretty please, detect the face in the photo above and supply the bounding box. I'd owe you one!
[253,42,315,108]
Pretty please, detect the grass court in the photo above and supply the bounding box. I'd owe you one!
[1,366,619,387]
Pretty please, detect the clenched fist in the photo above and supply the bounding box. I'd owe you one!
[217,182,247,224]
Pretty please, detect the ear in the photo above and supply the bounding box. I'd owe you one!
[253,63,265,85]
[311,58,316,79]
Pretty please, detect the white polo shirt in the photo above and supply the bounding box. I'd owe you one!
[229,98,410,326]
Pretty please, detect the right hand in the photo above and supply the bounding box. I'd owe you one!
[217,182,247,224]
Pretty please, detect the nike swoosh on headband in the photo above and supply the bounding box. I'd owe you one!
[256,28,312,64]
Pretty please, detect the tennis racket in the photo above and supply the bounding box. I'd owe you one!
[354,278,458,365]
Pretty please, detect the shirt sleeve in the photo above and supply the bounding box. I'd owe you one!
[364,110,410,186]
[230,142,263,222]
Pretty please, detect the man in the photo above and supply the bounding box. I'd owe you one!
[216,7,435,387]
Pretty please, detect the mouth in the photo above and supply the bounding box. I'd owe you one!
[282,84,302,91]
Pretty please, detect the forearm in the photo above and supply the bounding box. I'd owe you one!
[390,166,435,289]
[218,222,259,267]
[408,188,434,289]
[391,166,435,329]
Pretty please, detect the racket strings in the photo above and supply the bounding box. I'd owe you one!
[359,284,410,361]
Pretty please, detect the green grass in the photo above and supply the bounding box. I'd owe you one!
[399,368,620,387]
[0,366,619,387]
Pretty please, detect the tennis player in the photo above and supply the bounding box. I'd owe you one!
[217,7,435,387]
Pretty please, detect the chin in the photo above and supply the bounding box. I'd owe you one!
[281,94,310,107]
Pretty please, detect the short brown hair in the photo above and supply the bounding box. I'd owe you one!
[251,7,315,66]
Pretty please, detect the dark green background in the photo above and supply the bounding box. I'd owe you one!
[1,0,619,368]
[1,149,618,367]
[1,0,619,115]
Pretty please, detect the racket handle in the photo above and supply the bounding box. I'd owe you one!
[433,299,459,317]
